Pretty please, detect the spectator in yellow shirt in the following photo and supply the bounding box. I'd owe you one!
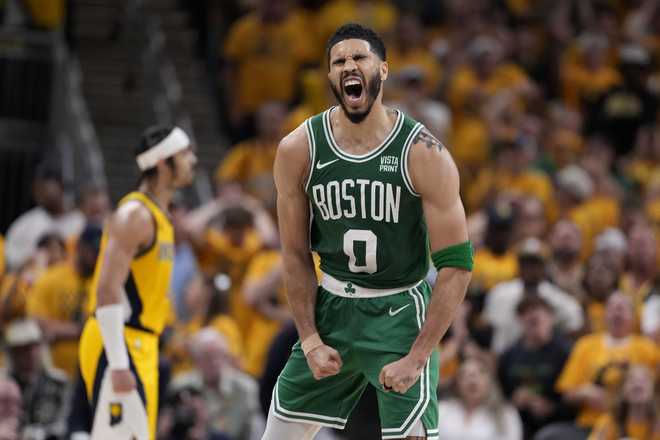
[315,0,398,52]
[25,224,102,379]
[560,33,621,111]
[215,102,287,211]
[583,252,621,333]
[467,141,554,214]
[619,224,657,329]
[165,274,244,376]
[387,13,441,99]
[223,1,316,129]
[472,201,518,293]
[0,233,67,332]
[185,194,278,334]
[556,293,659,430]
[588,365,660,440]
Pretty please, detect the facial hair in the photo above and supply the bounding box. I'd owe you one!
[329,71,382,124]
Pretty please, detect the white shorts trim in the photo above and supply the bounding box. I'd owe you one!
[321,273,424,298]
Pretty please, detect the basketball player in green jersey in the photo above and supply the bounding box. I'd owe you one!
[262,24,473,440]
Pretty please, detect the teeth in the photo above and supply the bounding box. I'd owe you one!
[344,79,361,86]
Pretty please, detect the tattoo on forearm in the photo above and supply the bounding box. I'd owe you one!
[413,129,444,152]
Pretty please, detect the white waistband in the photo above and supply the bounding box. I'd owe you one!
[320,273,424,298]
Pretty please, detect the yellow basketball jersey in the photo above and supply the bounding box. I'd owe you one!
[88,191,174,335]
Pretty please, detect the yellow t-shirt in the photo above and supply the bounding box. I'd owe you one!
[224,11,316,114]
[241,251,322,377]
[472,249,518,292]
[25,0,65,29]
[561,63,621,110]
[241,250,287,377]
[589,414,659,440]
[26,262,88,379]
[556,333,659,428]
[569,196,620,259]
[316,0,398,52]
[0,274,30,329]
[197,228,263,334]
[467,168,554,214]
[448,63,530,114]
[387,46,441,96]
[215,140,277,205]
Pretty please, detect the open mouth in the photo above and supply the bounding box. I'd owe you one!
[343,76,364,106]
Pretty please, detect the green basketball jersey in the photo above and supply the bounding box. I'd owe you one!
[304,107,429,289]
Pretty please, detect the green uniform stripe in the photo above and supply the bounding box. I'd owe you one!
[323,107,404,162]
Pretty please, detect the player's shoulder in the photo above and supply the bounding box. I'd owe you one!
[110,196,154,237]
[407,125,458,184]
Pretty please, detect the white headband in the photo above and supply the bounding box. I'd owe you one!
[136,127,190,171]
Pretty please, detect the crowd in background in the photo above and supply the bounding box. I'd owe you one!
[1,0,660,439]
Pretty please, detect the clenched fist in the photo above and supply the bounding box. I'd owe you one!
[379,356,424,394]
[305,344,343,380]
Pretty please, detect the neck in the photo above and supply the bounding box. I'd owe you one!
[628,403,649,421]
[139,179,173,211]
[522,335,548,350]
[631,267,654,284]
[334,101,391,147]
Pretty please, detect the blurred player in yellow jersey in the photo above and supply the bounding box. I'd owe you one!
[79,125,197,439]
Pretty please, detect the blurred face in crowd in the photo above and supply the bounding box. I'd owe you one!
[36,234,67,268]
[76,241,99,279]
[9,343,41,381]
[627,225,657,275]
[516,198,546,241]
[34,177,64,215]
[519,303,555,347]
[0,377,21,421]
[184,275,210,318]
[80,187,111,225]
[622,365,654,406]
[519,255,546,289]
[584,253,618,301]
[192,332,230,387]
[396,14,423,50]
[605,294,634,338]
[328,39,387,124]
[549,220,582,265]
[456,359,492,408]
[256,102,287,142]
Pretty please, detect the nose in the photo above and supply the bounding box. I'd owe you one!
[343,57,358,72]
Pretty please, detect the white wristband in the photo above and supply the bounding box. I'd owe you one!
[96,304,130,370]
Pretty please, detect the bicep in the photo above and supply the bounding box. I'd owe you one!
[96,207,152,302]
[410,138,468,252]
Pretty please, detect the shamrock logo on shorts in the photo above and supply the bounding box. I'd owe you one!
[345,282,356,295]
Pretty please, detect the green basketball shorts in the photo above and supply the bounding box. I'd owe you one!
[273,274,439,439]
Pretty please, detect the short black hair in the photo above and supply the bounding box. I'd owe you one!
[516,294,553,316]
[135,125,176,180]
[326,23,386,67]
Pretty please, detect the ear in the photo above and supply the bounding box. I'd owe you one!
[380,61,388,82]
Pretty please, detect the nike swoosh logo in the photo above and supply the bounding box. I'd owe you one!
[316,159,339,170]
[388,304,411,317]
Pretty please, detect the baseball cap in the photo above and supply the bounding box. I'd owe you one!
[5,320,42,347]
